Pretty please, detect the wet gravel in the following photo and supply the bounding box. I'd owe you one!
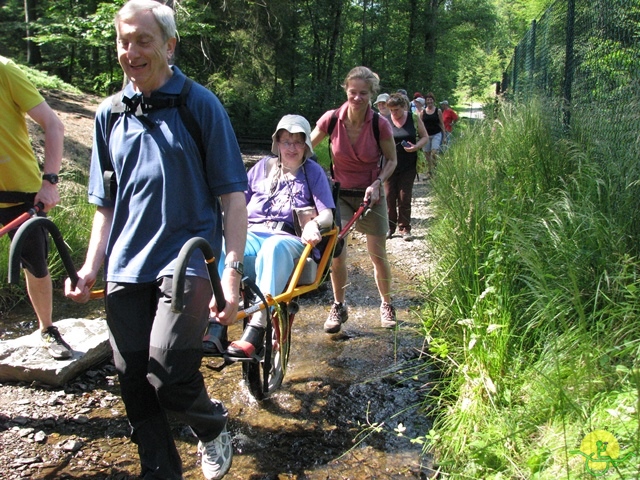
[0,178,437,479]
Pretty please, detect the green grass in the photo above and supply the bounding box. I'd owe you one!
[0,179,95,313]
[419,98,640,478]
[16,62,82,94]
[313,136,331,170]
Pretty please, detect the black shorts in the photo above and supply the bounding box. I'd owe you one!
[0,204,50,278]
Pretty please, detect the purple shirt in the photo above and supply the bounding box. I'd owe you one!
[246,156,335,233]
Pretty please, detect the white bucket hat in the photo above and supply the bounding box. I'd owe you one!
[271,114,314,160]
[374,93,390,105]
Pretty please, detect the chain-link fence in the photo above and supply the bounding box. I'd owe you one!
[499,0,640,252]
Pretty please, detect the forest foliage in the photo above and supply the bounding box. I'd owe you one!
[1,0,550,139]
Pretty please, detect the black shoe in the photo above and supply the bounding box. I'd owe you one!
[41,326,72,360]
[226,325,265,359]
[202,321,228,356]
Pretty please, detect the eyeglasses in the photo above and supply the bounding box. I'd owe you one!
[279,141,306,150]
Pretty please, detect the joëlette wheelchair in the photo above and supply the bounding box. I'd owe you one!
[170,222,339,401]
[7,199,369,401]
[170,196,370,401]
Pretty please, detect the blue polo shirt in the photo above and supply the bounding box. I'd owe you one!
[89,67,247,283]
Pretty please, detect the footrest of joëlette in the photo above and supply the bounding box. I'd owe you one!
[204,351,264,372]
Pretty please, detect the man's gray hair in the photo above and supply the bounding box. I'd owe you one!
[116,0,177,41]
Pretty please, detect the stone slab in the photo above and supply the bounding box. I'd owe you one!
[0,318,111,387]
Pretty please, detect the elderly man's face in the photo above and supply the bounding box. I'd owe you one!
[116,10,176,95]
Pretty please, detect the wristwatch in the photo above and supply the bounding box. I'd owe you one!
[42,173,59,185]
[224,261,244,276]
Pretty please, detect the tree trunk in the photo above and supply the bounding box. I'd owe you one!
[361,0,367,64]
[24,0,42,65]
[422,0,440,86]
[306,0,344,103]
[325,0,344,88]
[403,0,418,87]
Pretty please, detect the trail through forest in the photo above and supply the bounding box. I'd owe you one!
[0,90,438,479]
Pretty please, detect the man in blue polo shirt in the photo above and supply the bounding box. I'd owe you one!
[65,1,247,478]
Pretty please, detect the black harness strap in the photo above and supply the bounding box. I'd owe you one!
[103,78,206,199]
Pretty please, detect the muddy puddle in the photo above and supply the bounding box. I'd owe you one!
[0,180,437,479]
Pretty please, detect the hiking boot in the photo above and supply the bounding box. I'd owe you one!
[380,302,397,329]
[324,302,348,333]
[41,326,72,360]
[198,425,233,480]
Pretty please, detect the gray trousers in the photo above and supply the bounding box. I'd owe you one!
[106,276,228,479]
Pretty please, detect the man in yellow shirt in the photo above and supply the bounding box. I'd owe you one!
[0,55,70,359]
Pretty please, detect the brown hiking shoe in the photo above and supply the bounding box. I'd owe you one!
[380,302,397,329]
[324,302,348,333]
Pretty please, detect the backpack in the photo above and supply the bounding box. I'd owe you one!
[103,78,205,199]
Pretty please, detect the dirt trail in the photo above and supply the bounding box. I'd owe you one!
[0,90,438,479]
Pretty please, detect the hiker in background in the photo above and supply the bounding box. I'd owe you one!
[311,66,398,333]
[421,92,446,178]
[384,93,428,242]
[373,92,390,117]
[440,100,459,145]
[396,88,411,109]
[410,92,425,114]
[64,1,247,479]
[205,115,335,358]
[0,55,70,360]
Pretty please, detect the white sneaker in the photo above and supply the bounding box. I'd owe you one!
[198,425,233,479]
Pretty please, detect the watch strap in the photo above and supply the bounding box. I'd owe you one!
[42,173,59,185]
[224,261,244,275]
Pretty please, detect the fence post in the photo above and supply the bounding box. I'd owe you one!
[562,0,576,130]
[512,45,519,96]
[529,20,537,92]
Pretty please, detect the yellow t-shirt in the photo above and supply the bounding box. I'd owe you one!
[0,56,45,207]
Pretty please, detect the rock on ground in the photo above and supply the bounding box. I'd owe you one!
[0,318,111,387]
